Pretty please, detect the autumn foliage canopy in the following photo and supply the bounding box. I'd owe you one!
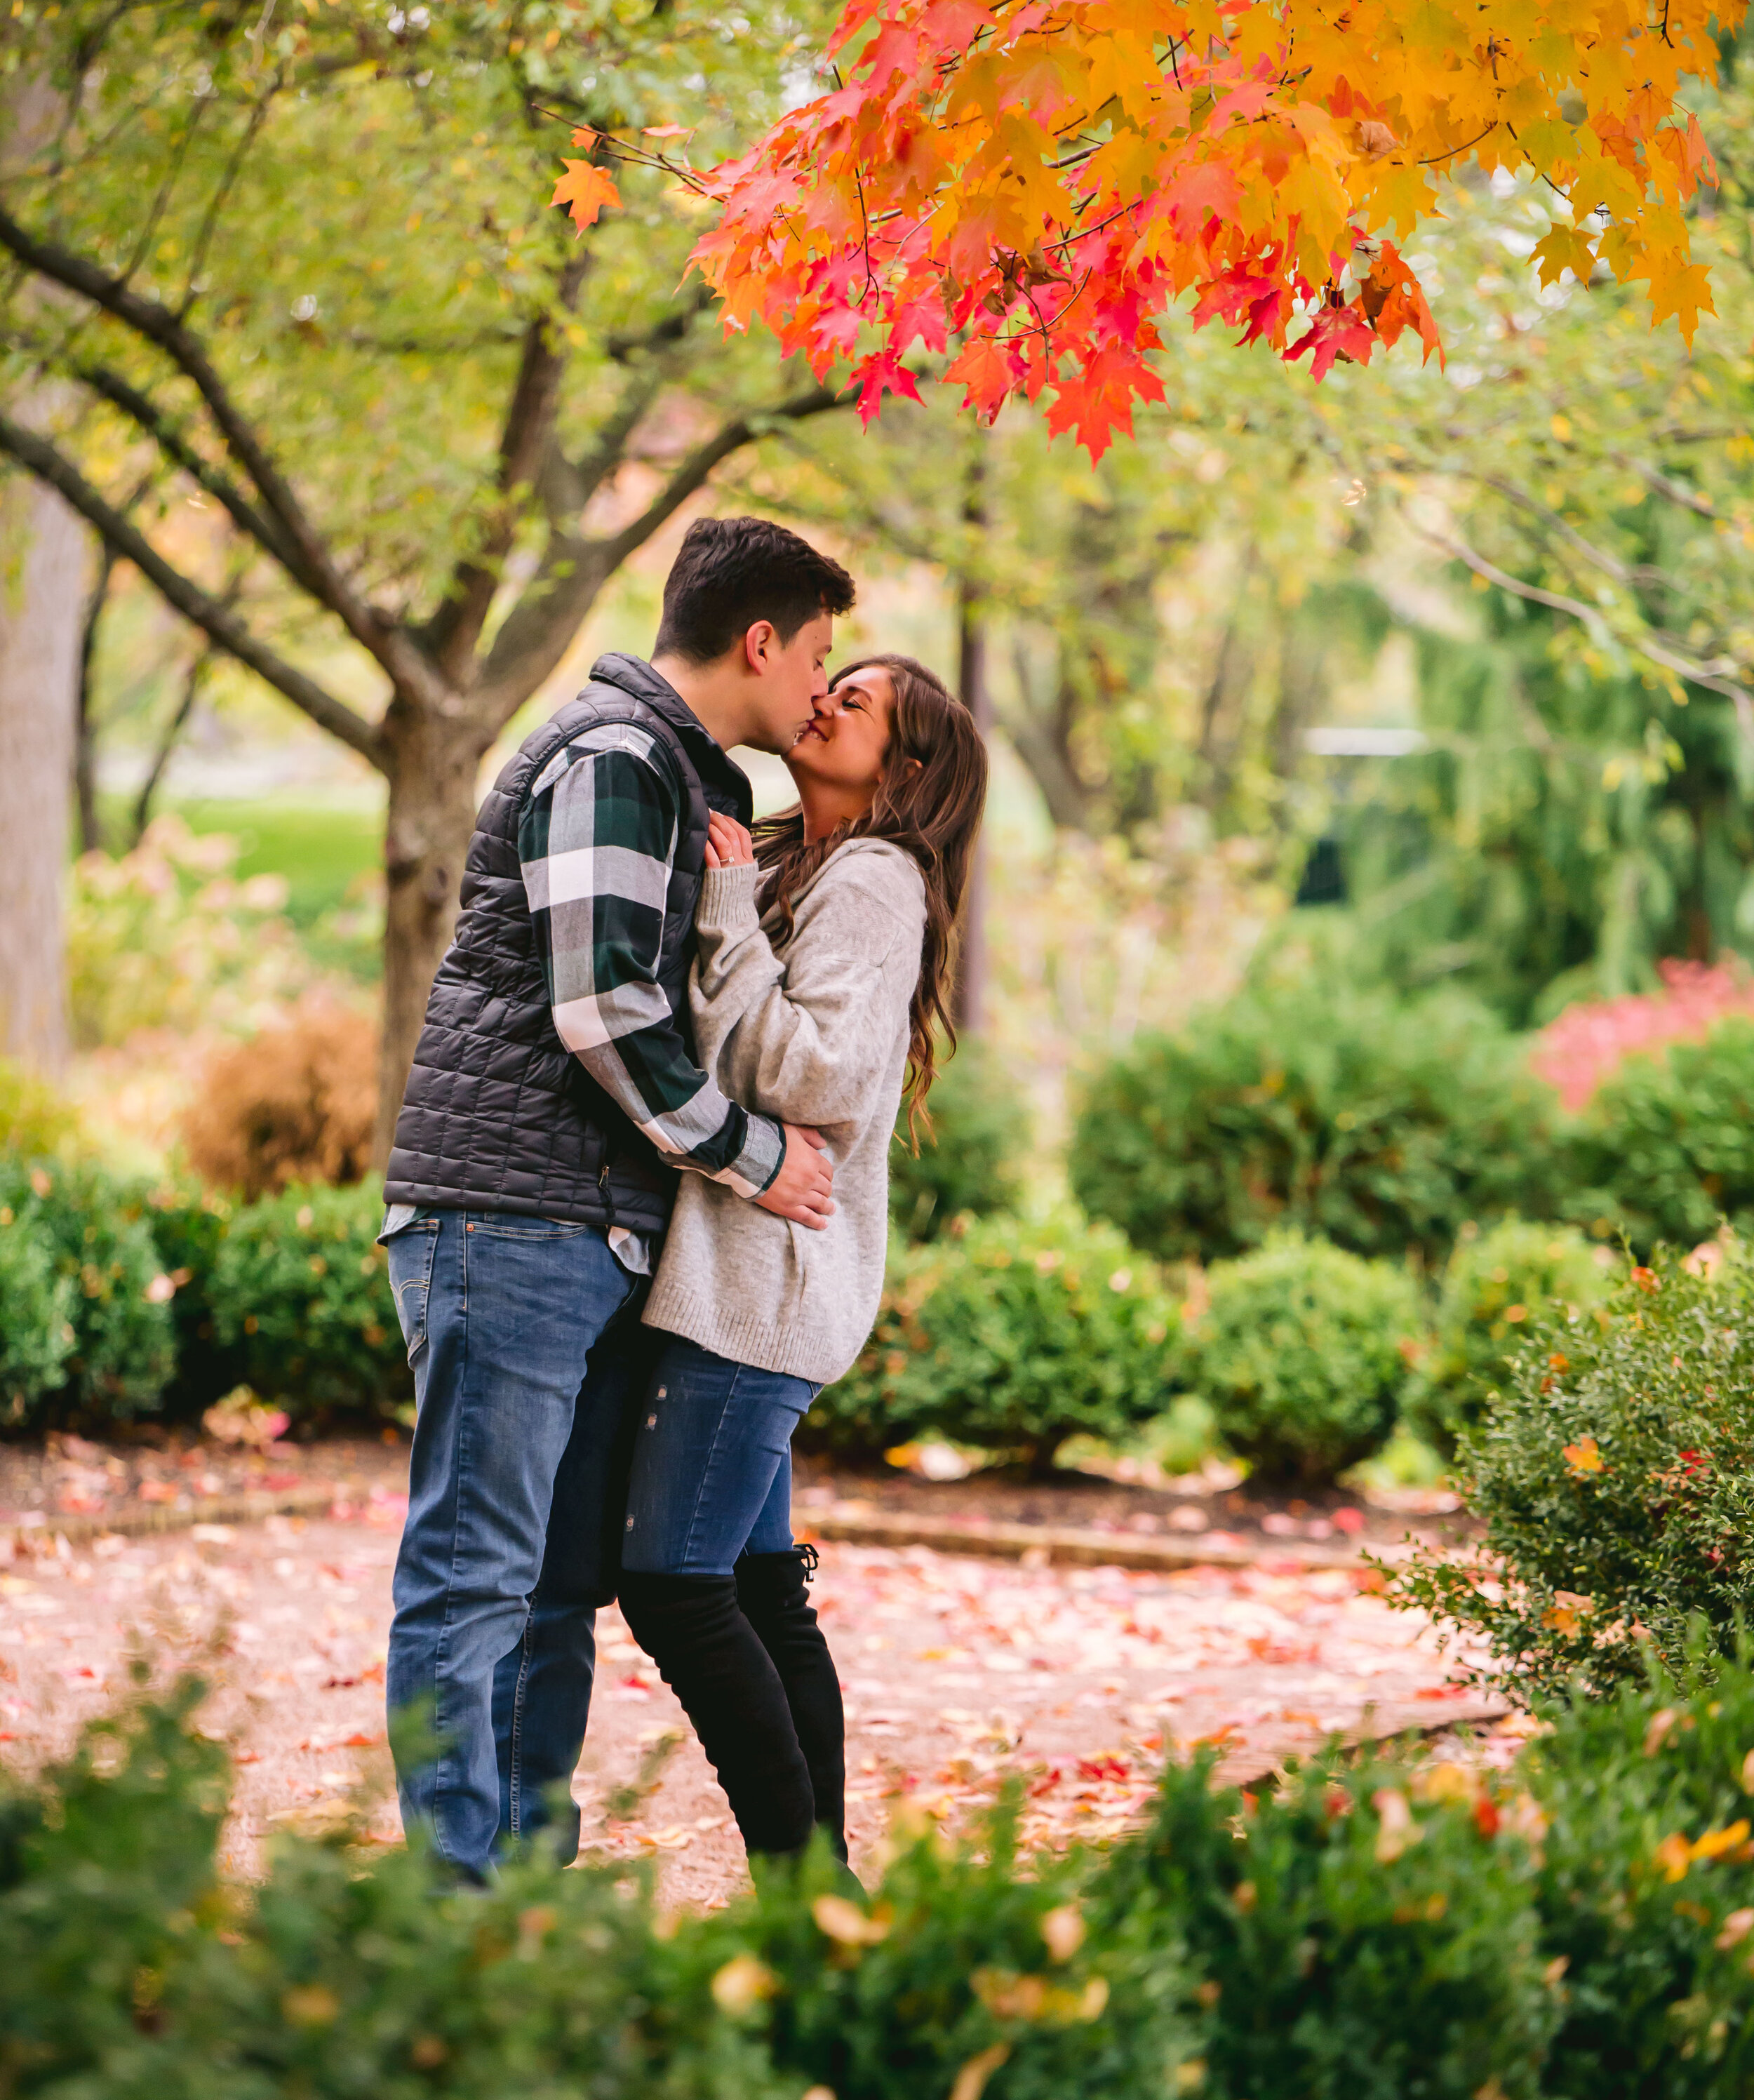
[558,0,1745,457]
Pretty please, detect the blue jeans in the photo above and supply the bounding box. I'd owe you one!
[384,1210,650,1878]
[620,1337,819,1576]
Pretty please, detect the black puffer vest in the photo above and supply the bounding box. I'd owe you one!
[383,653,754,1234]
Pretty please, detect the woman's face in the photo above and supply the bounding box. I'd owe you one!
[785,664,895,800]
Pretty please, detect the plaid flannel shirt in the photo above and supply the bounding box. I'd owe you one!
[518,721,784,1198]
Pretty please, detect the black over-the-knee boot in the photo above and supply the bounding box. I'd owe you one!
[617,1570,815,1859]
[735,1544,848,1861]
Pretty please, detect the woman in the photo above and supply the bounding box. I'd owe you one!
[615,653,987,1873]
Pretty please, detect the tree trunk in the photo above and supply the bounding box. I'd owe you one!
[951,440,993,1040]
[952,570,993,1038]
[376,714,485,1164]
[0,470,87,1071]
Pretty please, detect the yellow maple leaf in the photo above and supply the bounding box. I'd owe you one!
[1563,1436,1605,1478]
[1645,257,1716,345]
[1531,225,1598,289]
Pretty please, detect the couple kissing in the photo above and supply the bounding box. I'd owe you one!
[377,515,989,1887]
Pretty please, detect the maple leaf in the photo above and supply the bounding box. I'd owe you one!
[1287,302,1377,382]
[1646,257,1716,346]
[550,159,621,234]
[690,0,1744,457]
[1042,343,1165,459]
[855,349,925,424]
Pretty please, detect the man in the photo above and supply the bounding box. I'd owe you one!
[380,516,856,1881]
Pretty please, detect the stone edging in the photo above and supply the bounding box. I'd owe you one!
[797,1506,1402,1573]
[3,1482,340,1552]
[6,1483,1406,1578]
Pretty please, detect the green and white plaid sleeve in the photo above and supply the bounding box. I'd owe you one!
[518,725,784,1196]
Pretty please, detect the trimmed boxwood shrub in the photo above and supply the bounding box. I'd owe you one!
[1405,1217,1613,1454]
[1071,984,1561,1266]
[805,1216,1176,1474]
[1529,1640,1754,2100]
[0,1158,178,1423]
[208,1177,409,1421]
[142,1182,242,1421]
[1565,1015,1754,1254]
[1183,1232,1422,1485]
[0,1674,1196,2100]
[1389,1243,1754,1701]
[0,1205,74,1425]
[12,1648,1754,2099]
[1098,1744,1558,2100]
[889,1041,1028,1242]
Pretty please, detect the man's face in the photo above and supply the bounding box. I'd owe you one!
[742,610,834,754]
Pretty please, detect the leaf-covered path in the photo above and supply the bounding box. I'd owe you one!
[0,1504,1506,1904]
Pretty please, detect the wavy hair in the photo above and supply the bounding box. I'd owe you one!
[752,653,989,1135]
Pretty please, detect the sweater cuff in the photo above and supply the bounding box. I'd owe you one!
[695,861,761,932]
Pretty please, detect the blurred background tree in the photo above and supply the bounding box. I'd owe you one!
[0,0,843,1142]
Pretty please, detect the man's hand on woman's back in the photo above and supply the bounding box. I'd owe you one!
[757,1124,836,1227]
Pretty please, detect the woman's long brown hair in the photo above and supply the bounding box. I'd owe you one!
[752,653,989,1136]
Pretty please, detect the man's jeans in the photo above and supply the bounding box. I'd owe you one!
[620,1336,819,1577]
[384,1209,650,1879]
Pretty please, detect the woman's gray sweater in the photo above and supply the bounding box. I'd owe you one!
[641,837,926,1384]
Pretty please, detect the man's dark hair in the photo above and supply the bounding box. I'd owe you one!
[654,516,855,666]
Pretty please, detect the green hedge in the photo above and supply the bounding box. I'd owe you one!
[1389,1242,1754,1701]
[141,1182,242,1421]
[11,1649,1754,2099]
[0,1203,74,1425]
[1182,1233,1422,1485]
[1565,1016,1754,1254]
[208,1179,409,1422]
[806,1216,1177,1473]
[0,1161,401,1431]
[1405,1217,1613,1456]
[0,1160,178,1424]
[1071,985,1561,1266]
[889,1042,1029,1242]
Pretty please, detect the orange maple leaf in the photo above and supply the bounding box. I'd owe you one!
[551,159,621,234]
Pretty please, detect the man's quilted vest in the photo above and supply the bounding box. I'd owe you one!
[383,653,755,1236]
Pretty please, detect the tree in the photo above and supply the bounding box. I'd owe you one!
[695,0,1738,455]
[1285,46,1754,1018]
[0,466,84,1071]
[0,1,842,1146]
[0,72,86,1073]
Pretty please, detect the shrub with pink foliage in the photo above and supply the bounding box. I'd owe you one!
[1532,961,1754,1113]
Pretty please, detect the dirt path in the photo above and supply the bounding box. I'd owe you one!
[0,1499,1507,1906]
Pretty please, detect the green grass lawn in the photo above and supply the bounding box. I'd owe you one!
[101,791,386,980]
[169,797,382,930]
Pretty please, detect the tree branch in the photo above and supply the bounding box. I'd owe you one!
[55,352,312,580]
[1424,529,1754,742]
[1473,473,1688,601]
[1617,455,1720,520]
[421,255,589,681]
[559,359,672,519]
[596,382,852,574]
[0,201,446,709]
[472,382,852,729]
[0,411,386,768]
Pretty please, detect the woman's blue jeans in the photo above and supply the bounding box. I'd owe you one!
[620,1337,818,1575]
[384,1209,651,1880]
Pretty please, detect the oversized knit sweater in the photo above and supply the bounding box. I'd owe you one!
[641,836,927,1384]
